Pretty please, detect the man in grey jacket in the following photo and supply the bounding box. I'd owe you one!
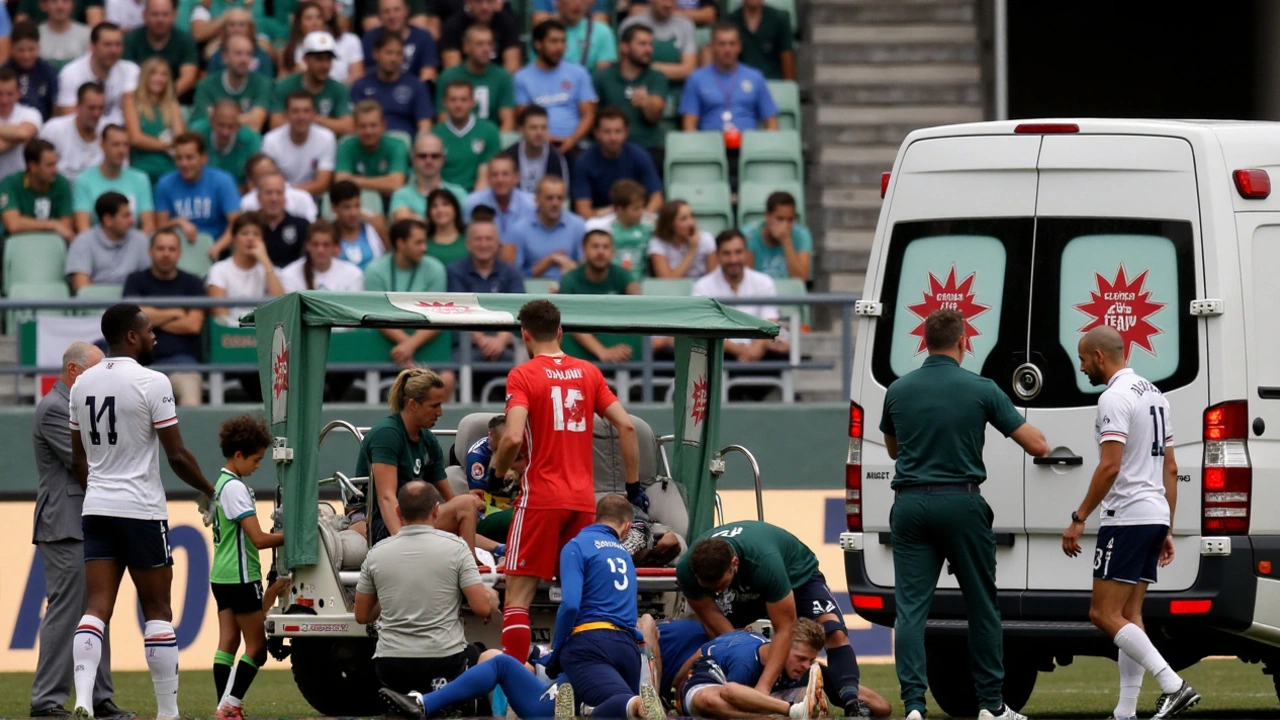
[30,341,130,719]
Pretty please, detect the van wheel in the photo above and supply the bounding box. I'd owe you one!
[290,638,382,716]
[925,638,1038,716]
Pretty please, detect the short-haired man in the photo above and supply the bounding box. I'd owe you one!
[628,0,715,26]
[515,20,597,160]
[354,481,493,695]
[593,24,669,173]
[6,21,59,120]
[349,32,433,137]
[190,99,263,189]
[506,175,584,279]
[432,79,501,191]
[437,24,516,131]
[692,229,789,361]
[38,0,91,66]
[542,0,615,70]
[40,80,103,180]
[366,219,453,389]
[558,228,641,363]
[464,154,535,237]
[56,23,140,125]
[728,0,794,80]
[65,191,149,290]
[618,0,697,85]
[0,138,74,241]
[389,133,470,221]
[270,31,353,135]
[121,0,198,98]
[257,171,311,268]
[361,0,439,84]
[439,0,522,72]
[72,123,155,233]
[123,227,207,406]
[680,23,777,132]
[499,104,568,194]
[239,153,319,221]
[571,108,661,218]
[335,100,409,195]
[446,217,525,294]
[262,90,337,196]
[189,34,271,129]
[154,131,241,257]
[0,66,44,180]
[745,190,810,282]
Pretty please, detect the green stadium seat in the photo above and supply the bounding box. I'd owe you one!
[76,283,123,300]
[739,129,803,184]
[668,182,733,236]
[737,180,805,229]
[664,131,728,187]
[5,282,68,334]
[3,233,67,296]
[725,0,798,30]
[523,278,558,294]
[767,80,801,131]
[178,233,215,278]
[500,130,521,150]
[641,277,694,296]
[695,26,711,49]
[772,276,810,327]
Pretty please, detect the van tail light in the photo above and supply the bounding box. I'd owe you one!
[1233,169,1271,199]
[1202,401,1251,535]
[846,402,863,531]
[1014,123,1080,134]
[1169,599,1212,615]
[880,172,890,199]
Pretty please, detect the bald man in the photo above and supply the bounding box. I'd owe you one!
[1063,326,1199,720]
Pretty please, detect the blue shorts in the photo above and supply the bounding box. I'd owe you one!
[83,516,173,568]
[794,570,846,628]
[559,628,641,707]
[1094,524,1169,584]
[680,656,728,715]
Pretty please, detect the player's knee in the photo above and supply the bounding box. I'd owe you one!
[821,619,846,639]
[246,645,268,667]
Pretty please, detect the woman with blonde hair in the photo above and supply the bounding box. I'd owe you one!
[648,199,718,279]
[279,0,363,83]
[123,57,185,184]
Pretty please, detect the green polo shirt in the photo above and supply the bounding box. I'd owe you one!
[436,63,516,125]
[190,119,262,186]
[122,27,199,80]
[431,116,500,190]
[592,65,669,148]
[271,73,351,118]
[190,72,274,125]
[611,219,653,281]
[558,263,632,295]
[389,181,470,217]
[0,172,73,222]
[879,354,1025,488]
[676,520,819,604]
[355,413,448,493]
[363,253,448,293]
[336,135,410,178]
[729,6,794,81]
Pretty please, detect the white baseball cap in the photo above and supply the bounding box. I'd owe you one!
[301,31,338,56]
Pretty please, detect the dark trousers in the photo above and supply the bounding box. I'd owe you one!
[31,540,113,711]
[890,486,1004,714]
[560,628,640,715]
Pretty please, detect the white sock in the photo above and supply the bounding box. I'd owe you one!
[221,665,238,706]
[789,701,807,719]
[144,620,180,717]
[72,615,105,713]
[639,651,654,688]
[1114,650,1143,717]
[1114,623,1182,694]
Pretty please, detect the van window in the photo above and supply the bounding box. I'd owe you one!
[872,219,1034,391]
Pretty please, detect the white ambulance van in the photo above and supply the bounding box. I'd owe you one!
[841,119,1280,715]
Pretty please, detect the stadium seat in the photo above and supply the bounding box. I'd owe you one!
[737,180,805,229]
[664,132,729,187]
[76,283,123,301]
[178,233,215,278]
[767,81,801,131]
[5,282,69,334]
[3,232,67,296]
[320,189,385,218]
[771,277,810,327]
[500,130,521,150]
[641,277,694,296]
[523,278,558,294]
[739,130,803,184]
[386,130,413,150]
[668,182,733,236]
[695,26,711,49]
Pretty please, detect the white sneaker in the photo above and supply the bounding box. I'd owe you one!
[978,705,1028,720]
[905,710,924,720]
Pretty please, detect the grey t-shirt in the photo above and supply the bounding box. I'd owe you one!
[65,226,152,284]
[39,22,92,63]
[618,11,698,56]
[356,524,482,658]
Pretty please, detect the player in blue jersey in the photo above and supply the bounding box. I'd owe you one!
[465,414,521,547]
[650,619,710,705]
[674,621,827,719]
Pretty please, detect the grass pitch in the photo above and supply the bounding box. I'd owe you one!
[0,656,1274,719]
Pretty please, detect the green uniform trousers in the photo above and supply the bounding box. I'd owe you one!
[479,507,514,543]
[890,485,1004,714]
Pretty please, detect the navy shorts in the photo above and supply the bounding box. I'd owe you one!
[794,570,846,629]
[83,516,173,568]
[680,656,728,714]
[559,628,641,707]
[212,581,264,615]
[1094,524,1169,584]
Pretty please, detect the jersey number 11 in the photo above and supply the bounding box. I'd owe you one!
[1149,406,1167,458]
[85,395,118,446]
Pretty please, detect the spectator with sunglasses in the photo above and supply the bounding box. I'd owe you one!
[389,133,470,222]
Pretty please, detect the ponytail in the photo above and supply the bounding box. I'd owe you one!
[388,367,445,413]
[304,220,336,291]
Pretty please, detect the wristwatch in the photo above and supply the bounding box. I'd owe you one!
[1071,511,1085,524]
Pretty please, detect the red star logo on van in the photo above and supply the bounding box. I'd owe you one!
[272,347,289,399]
[690,375,708,427]
[906,265,990,354]
[414,300,472,314]
[1075,265,1166,359]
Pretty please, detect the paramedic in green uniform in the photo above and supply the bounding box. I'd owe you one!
[879,308,1049,720]
[356,368,485,548]
[677,520,891,718]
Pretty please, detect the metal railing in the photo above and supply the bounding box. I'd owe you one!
[0,293,861,402]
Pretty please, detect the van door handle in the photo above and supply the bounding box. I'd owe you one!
[1033,455,1084,466]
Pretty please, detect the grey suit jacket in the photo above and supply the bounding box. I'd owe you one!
[32,380,85,544]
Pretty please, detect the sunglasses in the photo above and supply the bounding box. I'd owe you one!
[415,152,443,159]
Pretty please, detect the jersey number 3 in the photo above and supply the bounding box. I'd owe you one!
[607,556,630,591]
[550,386,587,433]
[85,395,118,446]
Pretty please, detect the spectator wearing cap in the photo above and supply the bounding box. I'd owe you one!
[349,32,433,137]
[271,31,354,136]
[40,80,102,181]
[504,174,583,280]
[618,0,697,86]
[5,21,58,121]
[361,0,439,84]
[0,138,75,242]
[514,20,596,164]
[279,2,364,84]
[121,0,198,99]
[438,0,521,73]
[72,123,154,233]
[436,24,515,131]
[262,89,337,197]
[65,190,150,291]
[390,133,470,222]
[189,98,263,189]
[189,34,271,130]
[692,228,789,361]
[37,0,90,67]
[335,100,409,195]
[0,66,43,180]
[728,0,794,81]
[570,107,661,218]
[499,104,568,195]
[679,23,777,132]
[432,78,500,192]
[55,22,140,126]
[745,190,811,282]
[463,154,534,239]
[240,153,320,221]
[557,228,641,364]
[154,131,241,257]
[592,24,669,175]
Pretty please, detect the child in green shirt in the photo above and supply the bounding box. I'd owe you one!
[598,179,654,281]
[210,415,283,720]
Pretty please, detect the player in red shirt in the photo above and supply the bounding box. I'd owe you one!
[490,299,648,662]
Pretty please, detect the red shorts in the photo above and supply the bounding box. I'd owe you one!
[505,507,594,580]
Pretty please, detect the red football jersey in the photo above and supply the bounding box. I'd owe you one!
[506,354,618,512]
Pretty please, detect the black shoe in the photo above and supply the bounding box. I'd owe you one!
[30,707,71,717]
[844,699,873,718]
[379,687,426,719]
[93,700,136,720]
[1153,681,1201,719]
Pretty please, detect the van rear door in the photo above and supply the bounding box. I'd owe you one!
[859,134,1039,590]
[1022,135,1206,591]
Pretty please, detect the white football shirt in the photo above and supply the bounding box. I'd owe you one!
[68,356,177,521]
[40,115,102,181]
[55,55,140,126]
[279,256,365,292]
[0,104,43,179]
[1095,367,1173,526]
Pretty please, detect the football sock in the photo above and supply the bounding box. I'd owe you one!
[1115,650,1143,718]
[213,650,235,702]
[826,644,862,706]
[1114,623,1181,694]
[144,620,180,717]
[501,607,531,662]
[592,694,635,718]
[227,655,261,706]
[72,615,105,713]
[419,654,552,718]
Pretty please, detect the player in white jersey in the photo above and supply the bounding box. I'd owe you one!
[68,304,216,720]
[1062,326,1199,720]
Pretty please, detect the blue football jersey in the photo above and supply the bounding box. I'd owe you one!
[658,620,711,690]
[701,631,768,686]
[552,523,639,652]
